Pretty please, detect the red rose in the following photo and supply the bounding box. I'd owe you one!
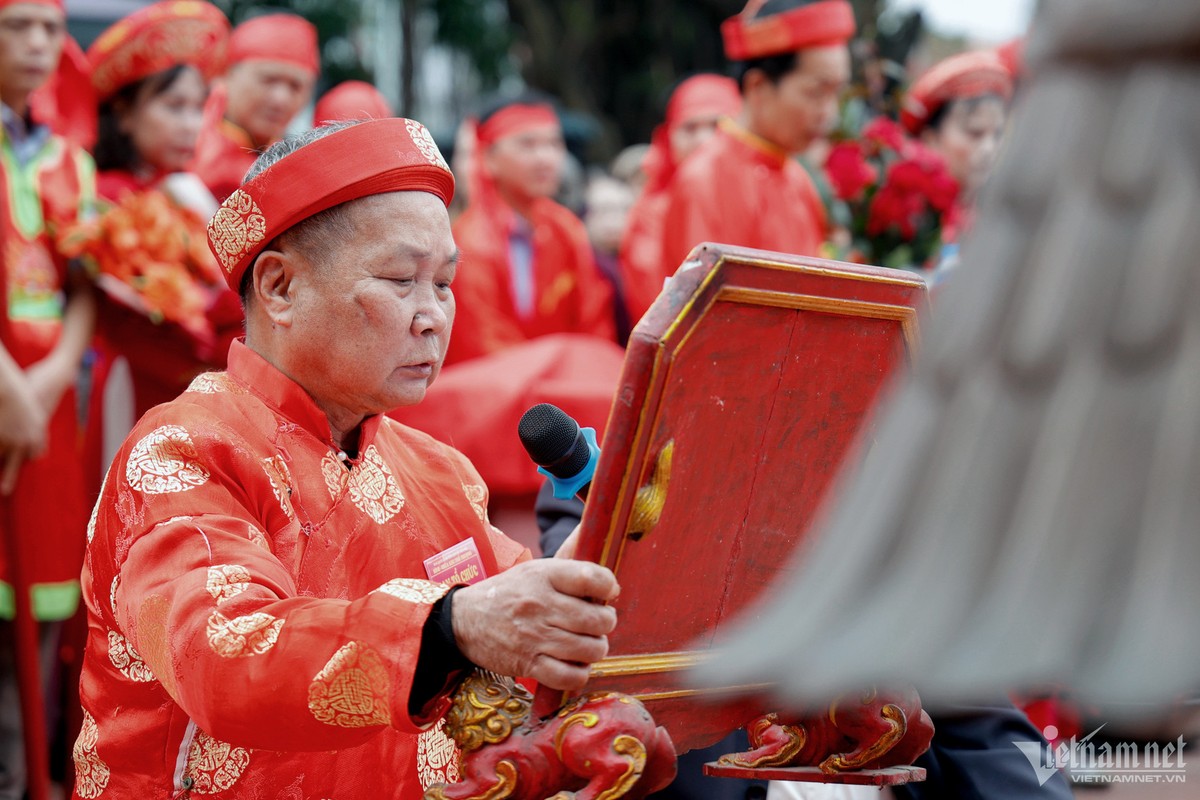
[825,141,878,202]
[861,116,907,156]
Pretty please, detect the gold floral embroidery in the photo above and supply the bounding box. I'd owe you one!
[347,445,404,524]
[405,119,450,171]
[125,425,210,495]
[373,578,448,605]
[461,483,487,523]
[73,711,110,798]
[248,525,271,551]
[87,472,111,544]
[206,611,284,658]
[205,565,252,602]
[308,641,391,729]
[322,450,348,500]
[136,596,176,695]
[208,189,267,273]
[107,629,156,683]
[109,575,120,616]
[260,456,295,518]
[186,372,247,395]
[184,728,251,794]
[417,719,461,790]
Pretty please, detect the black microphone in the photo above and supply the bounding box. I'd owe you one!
[518,403,600,500]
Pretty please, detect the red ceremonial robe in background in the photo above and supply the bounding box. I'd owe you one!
[0,128,94,621]
[661,119,827,268]
[75,341,529,798]
[190,106,257,204]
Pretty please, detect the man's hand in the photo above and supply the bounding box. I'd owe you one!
[24,352,73,415]
[0,372,49,494]
[452,559,619,691]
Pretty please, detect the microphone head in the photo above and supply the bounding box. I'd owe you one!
[519,403,591,479]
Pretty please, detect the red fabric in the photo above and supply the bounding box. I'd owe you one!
[620,75,740,322]
[0,0,61,9]
[86,0,230,100]
[228,13,319,74]
[722,0,855,60]
[447,196,616,364]
[900,50,1015,135]
[660,119,827,270]
[391,334,625,496]
[206,117,454,291]
[75,340,529,798]
[29,35,97,150]
[0,135,91,613]
[475,104,559,147]
[191,109,257,203]
[314,80,393,125]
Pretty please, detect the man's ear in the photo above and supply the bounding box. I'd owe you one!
[251,249,298,328]
[741,67,770,100]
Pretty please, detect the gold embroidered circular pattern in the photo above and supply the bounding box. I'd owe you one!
[73,712,111,799]
[417,720,461,790]
[461,483,488,523]
[206,610,285,658]
[107,629,156,683]
[187,372,248,395]
[374,578,449,605]
[308,641,392,728]
[205,565,252,602]
[405,119,450,171]
[347,445,405,524]
[322,450,349,500]
[185,729,251,793]
[125,425,210,495]
[208,189,267,274]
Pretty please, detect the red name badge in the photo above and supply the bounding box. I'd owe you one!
[424,539,487,587]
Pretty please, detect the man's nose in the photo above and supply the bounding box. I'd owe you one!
[411,292,448,335]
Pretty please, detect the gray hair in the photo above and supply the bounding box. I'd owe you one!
[239,121,363,305]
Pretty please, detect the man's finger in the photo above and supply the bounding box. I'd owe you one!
[550,597,617,637]
[528,653,592,692]
[537,631,609,667]
[547,561,620,602]
[1,450,23,496]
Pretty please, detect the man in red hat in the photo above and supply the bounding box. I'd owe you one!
[75,118,618,798]
[447,93,616,364]
[660,0,854,270]
[0,0,96,795]
[191,13,319,201]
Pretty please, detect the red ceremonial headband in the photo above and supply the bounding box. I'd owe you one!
[900,51,1014,134]
[722,0,855,61]
[207,118,455,291]
[0,0,63,10]
[229,13,320,74]
[475,104,559,147]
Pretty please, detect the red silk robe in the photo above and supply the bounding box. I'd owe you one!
[75,340,529,798]
[191,117,258,203]
[447,196,616,365]
[661,120,827,270]
[618,187,672,325]
[0,129,94,621]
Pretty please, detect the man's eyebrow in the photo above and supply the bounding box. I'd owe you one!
[447,249,462,266]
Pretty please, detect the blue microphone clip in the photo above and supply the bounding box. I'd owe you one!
[538,426,599,499]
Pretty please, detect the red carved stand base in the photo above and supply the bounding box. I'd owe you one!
[703,764,927,786]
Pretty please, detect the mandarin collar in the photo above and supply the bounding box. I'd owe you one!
[718,117,792,169]
[226,340,382,456]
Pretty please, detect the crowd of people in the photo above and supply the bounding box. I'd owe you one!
[0,0,1053,796]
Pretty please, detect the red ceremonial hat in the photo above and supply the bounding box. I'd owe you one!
[87,0,230,100]
[900,50,1015,135]
[207,118,455,291]
[228,14,320,75]
[0,0,63,10]
[474,102,559,148]
[722,0,856,61]
[314,80,393,126]
[664,74,741,129]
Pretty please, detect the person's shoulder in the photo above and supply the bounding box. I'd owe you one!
[378,417,480,474]
[131,373,269,444]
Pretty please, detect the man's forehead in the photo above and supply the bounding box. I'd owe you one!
[235,58,315,84]
[0,3,64,23]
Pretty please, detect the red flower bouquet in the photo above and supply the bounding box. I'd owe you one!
[825,117,959,270]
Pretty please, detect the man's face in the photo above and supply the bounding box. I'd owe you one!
[285,191,457,421]
[752,44,850,154]
[668,112,723,164]
[0,4,64,106]
[223,59,315,145]
[482,123,565,204]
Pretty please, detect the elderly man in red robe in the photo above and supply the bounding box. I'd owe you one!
[74,118,619,798]
[191,13,319,201]
[660,0,854,269]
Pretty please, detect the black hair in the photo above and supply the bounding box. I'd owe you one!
[475,89,560,127]
[923,93,1007,134]
[93,64,191,173]
[730,0,822,92]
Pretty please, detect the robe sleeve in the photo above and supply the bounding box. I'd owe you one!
[106,421,465,752]
[660,171,731,273]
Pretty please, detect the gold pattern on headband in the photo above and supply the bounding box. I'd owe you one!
[406,119,450,172]
[208,189,267,274]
